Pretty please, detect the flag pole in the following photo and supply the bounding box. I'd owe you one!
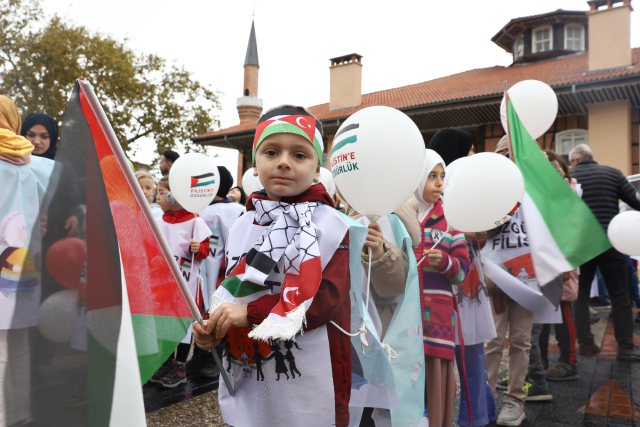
[78,78,235,397]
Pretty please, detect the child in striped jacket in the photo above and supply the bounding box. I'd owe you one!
[413,149,470,427]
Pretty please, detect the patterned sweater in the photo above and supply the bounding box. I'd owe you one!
[414,199,470,361]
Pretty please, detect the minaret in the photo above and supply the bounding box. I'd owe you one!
[237,20,263,123]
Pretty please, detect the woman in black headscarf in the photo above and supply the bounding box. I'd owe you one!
[20,113,58,160]
[427,128,475,166]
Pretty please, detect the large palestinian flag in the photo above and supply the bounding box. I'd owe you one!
[505,94,611,303]
[4,79,194,427]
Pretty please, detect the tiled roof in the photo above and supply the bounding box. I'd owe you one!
[193,48,640,141]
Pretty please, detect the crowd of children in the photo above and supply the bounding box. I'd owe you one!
[128,105,635,427]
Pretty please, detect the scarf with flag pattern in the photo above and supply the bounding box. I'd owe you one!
[211,194,336,342]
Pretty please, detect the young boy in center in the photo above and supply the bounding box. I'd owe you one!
[151,176,210,388]
[193,105,354,427]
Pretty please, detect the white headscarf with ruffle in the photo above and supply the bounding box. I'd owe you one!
[413,149,446,223]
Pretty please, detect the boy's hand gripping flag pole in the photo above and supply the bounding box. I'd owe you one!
[79,79,235,397]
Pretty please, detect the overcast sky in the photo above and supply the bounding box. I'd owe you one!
[43,0,640,184]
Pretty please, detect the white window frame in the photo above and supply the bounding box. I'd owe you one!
[513,36,525,60]
[555,129,588,155]
[533,26,553,53]
[564,24,585,51]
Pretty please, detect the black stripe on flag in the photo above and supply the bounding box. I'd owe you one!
[193,172,215,179]
[335,123,359,139]
[246,250,277,276]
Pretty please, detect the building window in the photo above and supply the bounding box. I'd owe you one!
[565,25,585,51]
[533,26,553,53]
[555,129,588,155]
[244,88,249,96]
[513,36,525,60]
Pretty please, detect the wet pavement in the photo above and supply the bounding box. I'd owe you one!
[144,310,640,427]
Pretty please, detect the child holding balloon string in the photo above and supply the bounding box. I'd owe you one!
[192,105,358,427]
[413,149,471,427]
[152,175,211,388]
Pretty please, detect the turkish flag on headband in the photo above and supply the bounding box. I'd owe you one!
[278,115,317,143]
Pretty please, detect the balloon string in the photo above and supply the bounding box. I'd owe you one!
[329,238,374,354]
[416,238,444,266]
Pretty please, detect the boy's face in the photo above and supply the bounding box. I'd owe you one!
[254,133,320,201]
[422,163,445,204]
[157,185,171,212]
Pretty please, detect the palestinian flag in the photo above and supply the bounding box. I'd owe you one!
[191,172,216,188]
[505,94,611,303]
[5,79,197,426]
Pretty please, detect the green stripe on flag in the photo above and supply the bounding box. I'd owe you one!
[193,180,215,188]
[131,314,193,384]
[331,135,357,154]
[221,275,269,298]
[506,100,611,267]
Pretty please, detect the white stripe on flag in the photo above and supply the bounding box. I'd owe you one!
[520,193,572,287]
[110,251,147,427]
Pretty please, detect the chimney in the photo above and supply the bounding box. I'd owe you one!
[237,20,263,123]
[587,0,633,72]
[329,54,363,111]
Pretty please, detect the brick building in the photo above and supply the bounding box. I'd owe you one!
[192,0,640,178]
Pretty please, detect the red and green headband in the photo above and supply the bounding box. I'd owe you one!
[253,106,324,166]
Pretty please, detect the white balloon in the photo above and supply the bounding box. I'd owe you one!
[330,106,426,217]
[242,168,264,195]
[317,167,336,198]
[608,211,640,256]
[500,80,558,140]
[169,153,220,214]
[38,290,78,343]
[443,153,524,232]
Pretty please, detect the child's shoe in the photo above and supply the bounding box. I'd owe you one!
[149,360,171,384]
[524,377,552,401]
[200,358,221,378]
[186,346,211,376]
[545,361,579,381]
[497,399,525,426]
[158,361,187,388]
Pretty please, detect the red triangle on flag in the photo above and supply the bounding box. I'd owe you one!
[279,115,316,143]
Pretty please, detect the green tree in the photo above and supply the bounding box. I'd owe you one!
[0,0,221,161]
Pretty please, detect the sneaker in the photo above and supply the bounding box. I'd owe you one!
[545,362,579,381]
[186,346,211,376]
[149,360,171,384]
[589,306,598,316]
[497,372,509,390]
[590,298,611,311]
[542,358,549,370]
[200,358,221,378]
[497,400,526,426]
[579,343,601,356]
[158,361,187,388]
[617,346,640,361]
[524,379,552,401]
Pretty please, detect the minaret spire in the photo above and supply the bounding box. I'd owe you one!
[244,20,259,68]
[237,19,263,124]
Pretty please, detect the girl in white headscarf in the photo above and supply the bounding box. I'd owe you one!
[413,149,471,427]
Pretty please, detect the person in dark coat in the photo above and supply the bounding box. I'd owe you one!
[569,144,640,361]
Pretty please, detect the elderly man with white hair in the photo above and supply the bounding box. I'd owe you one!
[569,144,640,361]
